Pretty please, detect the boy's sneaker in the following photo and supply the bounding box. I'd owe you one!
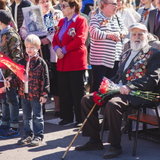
[30,137,42,146]
[17,136,33,145]
[0,128,19,138]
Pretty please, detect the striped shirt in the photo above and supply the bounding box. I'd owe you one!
[89,12,127,68]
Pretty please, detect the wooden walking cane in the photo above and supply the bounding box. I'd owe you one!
[61,103,97,160]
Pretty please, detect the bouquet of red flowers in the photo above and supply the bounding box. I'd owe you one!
[93,77,120,105]
[93,77,160,106]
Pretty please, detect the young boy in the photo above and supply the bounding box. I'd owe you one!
[10,34,50,146]
[0,10,23,138]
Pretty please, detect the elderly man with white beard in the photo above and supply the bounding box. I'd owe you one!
[75,23,160,159]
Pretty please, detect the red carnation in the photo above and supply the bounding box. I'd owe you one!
[99,78,109,94]
[93,92,104,106]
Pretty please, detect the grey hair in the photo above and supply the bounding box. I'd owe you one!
[99,0,108,9]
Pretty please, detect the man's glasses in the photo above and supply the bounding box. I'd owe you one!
[104,2,117,6]
[108,2,117,6]
[60,4,70,9]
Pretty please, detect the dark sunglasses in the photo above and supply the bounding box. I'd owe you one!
[60,4,70,9]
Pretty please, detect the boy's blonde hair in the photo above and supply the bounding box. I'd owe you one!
[24,34,41,49]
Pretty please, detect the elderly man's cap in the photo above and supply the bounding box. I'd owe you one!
[0,10,12,25]
[129,23,148,32]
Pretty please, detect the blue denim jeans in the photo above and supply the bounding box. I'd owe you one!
[1,88,19,128]
[21,98,44,139]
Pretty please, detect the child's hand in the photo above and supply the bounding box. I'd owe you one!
[6,76,12,81]
[39,96,47,104]
[4,77,11,89]
[0,87,6,94]
[4,80,10,88]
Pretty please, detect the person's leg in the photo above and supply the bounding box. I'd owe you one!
[75,94,103,151]
[29,99,44,146]
[91,64,119,93]
[91,65,107,92]
[49,63,60,117]
[58,72,74,124]
[69,70,85,124]
[0,91,20,138]
[106,61,119,79]
[0,95,10,137]
[31,99,44,140]
[53,96,60,114]
[6,88,19,129]
[103,95,129,159]
[17,98,34,145]
[103,94,156,159]
[104,95,129,148]
[1,95,10,127]
[21,98,33,137]
[81,94,101,138]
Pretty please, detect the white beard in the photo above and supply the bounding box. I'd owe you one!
[130,39,148,51]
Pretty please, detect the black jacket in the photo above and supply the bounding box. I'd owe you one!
[113,45,160,93]
[10,0,31,31]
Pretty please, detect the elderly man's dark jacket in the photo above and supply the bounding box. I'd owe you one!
[113,45,160,94]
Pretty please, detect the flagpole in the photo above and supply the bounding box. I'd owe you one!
[0,69,5,80]
[0,69,9,91]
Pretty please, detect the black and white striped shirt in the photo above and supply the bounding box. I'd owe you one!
[89,12,128,68]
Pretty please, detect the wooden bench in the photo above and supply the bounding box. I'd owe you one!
[128,113,159,126]
[128,106,160,156]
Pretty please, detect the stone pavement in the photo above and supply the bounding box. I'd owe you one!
[0,102,160,160]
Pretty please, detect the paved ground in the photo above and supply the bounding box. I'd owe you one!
[0,102,160,160]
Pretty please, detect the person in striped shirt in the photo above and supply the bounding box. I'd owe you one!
[89,0,128,92]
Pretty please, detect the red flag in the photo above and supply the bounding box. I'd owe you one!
[0,61,7,69]
[0,52,26,82]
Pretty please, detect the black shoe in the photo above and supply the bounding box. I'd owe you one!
[59,120,73,126]
[54,111,60,117]
[0,128,20,138]
[75,141,104,151]
[74,122,82,127]
[0,125,9,130]
[103,146,122,159]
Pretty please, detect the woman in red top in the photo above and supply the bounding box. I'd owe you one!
[52,0,88,126]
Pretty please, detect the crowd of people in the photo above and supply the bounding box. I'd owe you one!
[0,0,160,159]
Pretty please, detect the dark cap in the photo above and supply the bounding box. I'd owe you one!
[0,10,12,25]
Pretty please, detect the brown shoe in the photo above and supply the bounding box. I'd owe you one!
[75,141,104,151]
[103,146,122,159]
